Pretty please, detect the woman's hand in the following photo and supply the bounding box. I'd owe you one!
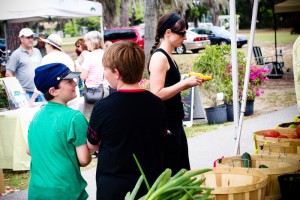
[182,75,204,89]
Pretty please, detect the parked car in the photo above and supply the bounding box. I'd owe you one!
[174,30,210,54]
[189,26,247,48]
[104,27,144,49]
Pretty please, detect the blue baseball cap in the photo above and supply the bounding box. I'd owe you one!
[34,63,80,93]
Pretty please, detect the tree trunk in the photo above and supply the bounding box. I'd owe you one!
[144,0,159,64]
[98,0,118,28]
[208,0,220,26]
[6,22,23,52]
[120,0,130,27]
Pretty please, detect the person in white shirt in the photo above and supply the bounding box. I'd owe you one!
[80,31,105,120]
[29,34,80,110]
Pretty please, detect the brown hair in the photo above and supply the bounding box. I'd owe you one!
[102,41,145,84]
[75,38,88,51]
[43,84,60,101]
[147,13,187,70]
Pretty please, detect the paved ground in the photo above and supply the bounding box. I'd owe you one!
[1,104,299,200]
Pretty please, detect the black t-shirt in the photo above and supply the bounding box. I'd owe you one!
[87,89,166,200]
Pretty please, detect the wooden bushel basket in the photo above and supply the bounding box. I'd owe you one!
[193,167,268,200]
[275,121,300,134]
[253,130,300,157]
[216,154,300,200]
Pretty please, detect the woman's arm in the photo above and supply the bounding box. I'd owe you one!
[149,52,203,100]
[80,68,89,81]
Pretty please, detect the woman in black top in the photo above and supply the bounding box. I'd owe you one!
[148,13,205,174]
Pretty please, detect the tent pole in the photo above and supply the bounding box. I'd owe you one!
[273,0,278,62]
[229,0,239,144]
[234,0,259,156]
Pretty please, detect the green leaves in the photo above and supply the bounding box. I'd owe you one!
[127,154,213,200]
[192,44,247,106]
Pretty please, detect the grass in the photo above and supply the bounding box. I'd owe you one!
[2,28,298,193]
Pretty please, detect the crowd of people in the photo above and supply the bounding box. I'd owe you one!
[4,12,206,200]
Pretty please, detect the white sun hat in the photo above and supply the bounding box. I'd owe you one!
[41,34,62,51]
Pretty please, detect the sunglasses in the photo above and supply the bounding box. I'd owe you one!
[172,30,186,37]
[24,36,34,39]
[76,45,81,48]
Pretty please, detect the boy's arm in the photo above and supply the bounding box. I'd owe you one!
[75,143,91,167]
[87,140,100,151]
[26,143,30,155]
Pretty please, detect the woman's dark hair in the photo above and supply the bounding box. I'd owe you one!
[75,38,88,56]
[147,13,187,71]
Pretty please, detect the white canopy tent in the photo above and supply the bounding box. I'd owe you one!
[0,0,103,44]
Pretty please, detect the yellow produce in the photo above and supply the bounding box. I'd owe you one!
[189,72,212,81]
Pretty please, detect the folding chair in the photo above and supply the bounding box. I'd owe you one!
[253,46,284,79]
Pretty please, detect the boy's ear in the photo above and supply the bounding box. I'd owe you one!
[48,87,58,96]
[114,68,121,80]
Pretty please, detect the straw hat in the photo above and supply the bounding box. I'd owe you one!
[37,34,47,42]
[41,34,62,51]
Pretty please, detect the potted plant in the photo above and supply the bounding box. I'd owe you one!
[192,45,233,124]
[0,78,9,111]
[239,65,270,116]
[192,44,269,122]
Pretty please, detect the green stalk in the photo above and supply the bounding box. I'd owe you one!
[156,168,171,188]
[171,168,187,179]
[179,188,196,200]
[148,169,211,200]
[129,175,144,200]
[142,168,170,199]
[133,154,150,190]
[198,188,213,200]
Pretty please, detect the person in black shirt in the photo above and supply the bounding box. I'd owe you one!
[87,41,166,200]
[148,13,206,174]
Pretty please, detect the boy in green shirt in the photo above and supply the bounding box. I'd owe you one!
[27,62,91,200]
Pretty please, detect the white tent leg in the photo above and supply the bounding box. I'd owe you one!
[234,0,259,156]
[229,0,239,145]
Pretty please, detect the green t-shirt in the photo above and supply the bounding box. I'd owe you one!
[28,102,88,200]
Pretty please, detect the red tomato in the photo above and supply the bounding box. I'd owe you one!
[278,135,288,138]
[296,125,300,138]
[264,130,281,138]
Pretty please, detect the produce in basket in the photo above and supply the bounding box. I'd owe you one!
[126,154,213,200]
[296,124,300,138]
[263,130,280,138]
[241,152,252,168]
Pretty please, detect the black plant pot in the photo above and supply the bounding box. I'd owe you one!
[226,100,254,121]
[226,104,235,121]
[205,104,227,124]
[244,100,254,116]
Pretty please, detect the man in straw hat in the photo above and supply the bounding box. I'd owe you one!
[29,34,81,110]
[5,28,44,102]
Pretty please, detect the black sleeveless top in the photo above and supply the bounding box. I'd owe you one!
[154,48,184,120]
